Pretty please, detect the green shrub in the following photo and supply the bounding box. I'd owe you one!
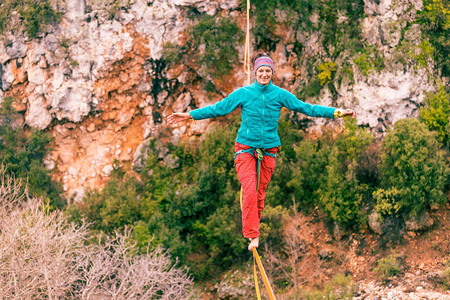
[374,254,401,282]
[374,187,402,217]
[318,149,365,228]
[162,42,184,67]
[298,78,322,99]
[0,97,64,208]
[299,273,357,299]
[189,15,243,77]
[419,84,450,145]
[414,40,435,68]
[377,118,448,218]
[0,0,60,37]
[354,46,385,76]
[317,119,375,228]
[418,0,450,76]
[317,60,337,85]
[249,0,318,49]
[318,0,365,56]
[282,118,375,228]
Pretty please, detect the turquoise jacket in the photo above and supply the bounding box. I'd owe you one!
[189,80,336,149]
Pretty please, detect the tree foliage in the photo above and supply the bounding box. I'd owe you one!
[0,97,63,208]
[163,15,243,79]
[418,0,450,76]
[0,0,60,37]
[376,118,448,218]
[419,84,450,145]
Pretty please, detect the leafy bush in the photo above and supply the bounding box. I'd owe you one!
[317,60,337,85]
[162,41,184,67]
[374,187,402,217]
[354,46,386,76]
[414,40,435,68]
[280,118,375,228]
[0,0,60,37]
[319,150,365,228]
[162,15,243,78]
[299,273,357,299]
[377,118,448,218]
[317,0,365,56]
[419,84,450,145]
[317,120,375,228]
[298,78,323,99]
[249,0,318,50]
[374,254,402,282]
[189,15,243,77]
[0,97,64,208]
[418,0,450,76]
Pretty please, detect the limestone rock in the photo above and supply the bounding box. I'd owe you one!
[368,211,383,235]
[102,164,114,176]
[0,42,11,64]
[27,63,49,85]
[132,138,153,172]
[133,1,184,60]
[25,95,52,129]
[66,0,86,20]
[51,84,93,123]
[5,35,27,60]
[405,211,434,232]
[1,63,15,91]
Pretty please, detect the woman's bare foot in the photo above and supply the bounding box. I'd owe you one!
[248,237,259,251]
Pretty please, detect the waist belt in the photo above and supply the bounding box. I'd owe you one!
[234,148,276,191]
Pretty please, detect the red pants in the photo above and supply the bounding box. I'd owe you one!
[234,142,278,238]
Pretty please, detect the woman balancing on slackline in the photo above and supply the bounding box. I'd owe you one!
[168,53,355,251]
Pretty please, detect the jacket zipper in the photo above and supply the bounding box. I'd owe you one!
[261,92,265,148]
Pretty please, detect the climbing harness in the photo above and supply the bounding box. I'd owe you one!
[234,148,276,191]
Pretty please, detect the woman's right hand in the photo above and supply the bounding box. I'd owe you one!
[167,112,192,125]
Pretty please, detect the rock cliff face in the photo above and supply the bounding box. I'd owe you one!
[0,0,441,199]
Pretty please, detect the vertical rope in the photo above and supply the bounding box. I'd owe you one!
[244,0,251,85]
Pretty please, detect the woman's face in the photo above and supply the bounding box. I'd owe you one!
[256,66,273,86]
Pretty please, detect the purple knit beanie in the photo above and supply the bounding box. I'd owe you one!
[253,56,274,74]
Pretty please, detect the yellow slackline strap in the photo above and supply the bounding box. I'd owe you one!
[253,248,277,300]
[240,186,243,210]
[254,254,262,300]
